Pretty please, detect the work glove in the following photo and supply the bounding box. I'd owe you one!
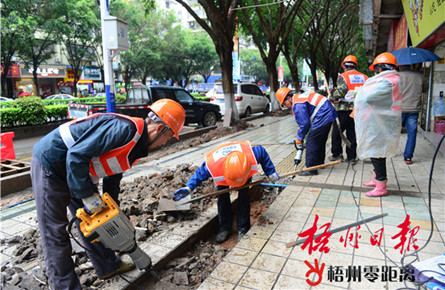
[174,187,191,201]
[82,192,105,215]
[296,143,304,150]
[268,172,280,184]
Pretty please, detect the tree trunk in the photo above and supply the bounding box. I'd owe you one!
[265,62,280,110]
[1,74,8,98]
[32,61,40,97]
[219,47,239,126]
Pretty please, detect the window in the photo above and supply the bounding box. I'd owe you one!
[174,89,193,103]
[165,1,170,8]
[151,88,176,102]
[215,84,237,94]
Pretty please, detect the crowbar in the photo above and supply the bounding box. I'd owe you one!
[285,213,388,248]
[176,160,342,206]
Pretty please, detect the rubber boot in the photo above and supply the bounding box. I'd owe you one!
[365,180,388,197]
[363,173,377,187]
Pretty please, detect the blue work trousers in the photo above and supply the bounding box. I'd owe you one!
[402,112,419,159]
[306,122,334,173]
[31,157,122,290]
[216,179,251,233]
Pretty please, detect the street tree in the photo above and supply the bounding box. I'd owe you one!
[16,0,66,97]
[1,0,30,98]
[171,0,242,126]
[316,0,361,87]
[59,0,100,97]
[281,4,316,90]
[240,49,268,83]
[190,33,219,85]
[237,0,303,111]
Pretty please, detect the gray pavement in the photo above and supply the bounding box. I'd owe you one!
[1,114,444,289]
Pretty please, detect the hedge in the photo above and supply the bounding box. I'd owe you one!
[0,94,127,128]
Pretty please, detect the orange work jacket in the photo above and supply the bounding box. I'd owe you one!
[205,142,258,186]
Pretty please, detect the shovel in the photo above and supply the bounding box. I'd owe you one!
[157,160,341,212]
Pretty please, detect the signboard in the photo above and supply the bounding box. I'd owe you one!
[402,0,445,47]
[82,66,102,81]
[20,65,66,78]
[278,66,284,82]
[387,20,397,52]
[303,61,311,76]
[394,14,408,50]
[1,64,21,78]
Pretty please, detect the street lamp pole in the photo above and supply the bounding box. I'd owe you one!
[100,0,116,113]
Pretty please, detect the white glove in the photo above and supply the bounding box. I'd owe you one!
[82,192,105,214]
[268,172,280,183]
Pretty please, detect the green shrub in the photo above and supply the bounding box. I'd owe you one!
[46,105,68,120]
[116,93,126,103]
[13,96,47,126]
[0,100,15,108]
[0,108,21,127]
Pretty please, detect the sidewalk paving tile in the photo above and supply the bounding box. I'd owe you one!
[224,248,258,267]
[251,253,287,273]
[281,258,310,278]
[237,236,268,252]
[198,277,235,289]
[273,275,309,289]
[209,261,247,284]
[239,268,278,290]
[262,240,293,257]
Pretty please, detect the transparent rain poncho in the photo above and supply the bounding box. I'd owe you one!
[354,70,402,159]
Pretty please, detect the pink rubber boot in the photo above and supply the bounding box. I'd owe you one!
[363,173,377,187]
[365,180,388,197]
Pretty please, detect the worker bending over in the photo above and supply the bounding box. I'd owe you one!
[329,55,368,164]
[276,88,337,176]
[354,52,402,197]
[174,142,279,243]
[30,99,185,289]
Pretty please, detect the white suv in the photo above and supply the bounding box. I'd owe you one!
[209,82,270,117]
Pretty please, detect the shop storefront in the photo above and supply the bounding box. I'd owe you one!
[78,66,103,95]
[18,64,67,97]
[401,0,445,131]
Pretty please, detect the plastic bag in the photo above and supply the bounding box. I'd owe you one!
[354,71,402,159]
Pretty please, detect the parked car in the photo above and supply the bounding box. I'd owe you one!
[0,96,14,102]
[68,85,222,127]
[45,94,76,100]
[209,82,270,117]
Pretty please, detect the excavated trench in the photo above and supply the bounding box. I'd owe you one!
[0,113,294,289]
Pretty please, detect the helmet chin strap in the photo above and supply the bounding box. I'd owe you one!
[148,126,168,147]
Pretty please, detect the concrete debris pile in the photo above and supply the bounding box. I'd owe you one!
[159,241,229,288]
[0,163,222,289]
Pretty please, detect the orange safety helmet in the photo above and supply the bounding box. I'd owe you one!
[149,99,185,139]
[342,55,358,68]
[369,52,398,71]
[223,151,251,187]
[276,87,291,105]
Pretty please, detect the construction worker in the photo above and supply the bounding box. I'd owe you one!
[354,52,402,197]
[174,142,279,243]
[328,55,368,165]
[30,99,185,289]
[276,88,337,176]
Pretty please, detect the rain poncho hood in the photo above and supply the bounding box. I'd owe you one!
[354,70,402,159]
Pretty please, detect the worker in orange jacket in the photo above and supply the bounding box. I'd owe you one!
[329,55,368,164]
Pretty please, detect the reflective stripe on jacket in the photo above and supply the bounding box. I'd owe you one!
[205,142,258,186]
[59,113,145,178]
[340,70,368,102]
[292,91,328,122]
